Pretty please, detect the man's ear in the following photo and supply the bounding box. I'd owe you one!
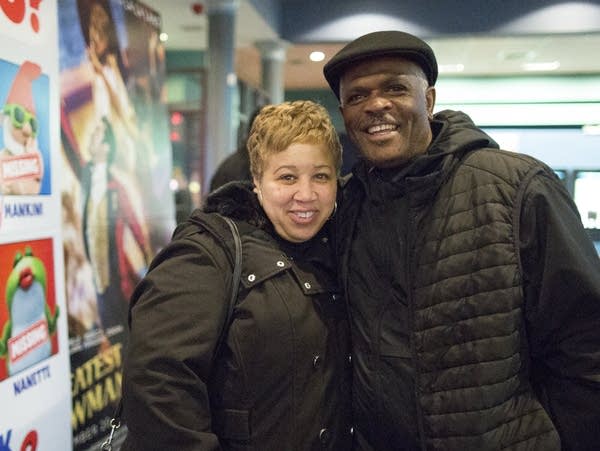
[426,86,436,118]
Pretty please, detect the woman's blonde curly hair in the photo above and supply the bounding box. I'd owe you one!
[247,100,342,180]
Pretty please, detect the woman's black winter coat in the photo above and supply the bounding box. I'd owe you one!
[121,183,352,451]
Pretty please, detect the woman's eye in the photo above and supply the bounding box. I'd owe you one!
[315,173,330,181]
[279,174,296,182]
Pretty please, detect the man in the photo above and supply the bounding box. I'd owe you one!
[324,30,600,450]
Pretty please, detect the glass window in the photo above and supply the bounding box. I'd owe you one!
[574,171,600,229]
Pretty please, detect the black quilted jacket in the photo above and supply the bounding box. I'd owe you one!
[338,110,600,451]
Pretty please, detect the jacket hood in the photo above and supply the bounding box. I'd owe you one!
[348,110,499,203]
[352,109,499,179]
[173,182,268,240]
[430,109,499,157]
[203,181,268,226]
[175,180,334,265]
[202,181,333,248]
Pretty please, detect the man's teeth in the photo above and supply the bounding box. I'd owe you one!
[368,124,397,134]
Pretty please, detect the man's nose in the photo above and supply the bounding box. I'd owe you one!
[365,93,392,112]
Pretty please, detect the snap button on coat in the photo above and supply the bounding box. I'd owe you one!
[313,355,322,369]
[319,428,331,444]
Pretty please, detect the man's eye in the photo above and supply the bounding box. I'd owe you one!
[387,84,406,93]
[345,94,364,105]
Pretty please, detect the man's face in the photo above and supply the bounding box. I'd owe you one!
[339,56,436,169]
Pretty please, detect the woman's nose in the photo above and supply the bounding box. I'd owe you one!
[294,180,316,201]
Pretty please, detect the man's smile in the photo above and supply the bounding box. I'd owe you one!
[367,123,398,134]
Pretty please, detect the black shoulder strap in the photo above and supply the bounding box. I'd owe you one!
[208,214,242,364]
[187,213,239,267]
[102,214,242,451]
[186,213,242,363]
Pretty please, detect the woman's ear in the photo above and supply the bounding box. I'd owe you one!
[253,177,262,203]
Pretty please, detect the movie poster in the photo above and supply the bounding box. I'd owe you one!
[0,60,50,196]
[58,0,175,448]
[0,0,73,449]
[0,238,70,449]
[0,239,60,378]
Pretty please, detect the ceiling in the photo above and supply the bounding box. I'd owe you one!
[143,0,600,90]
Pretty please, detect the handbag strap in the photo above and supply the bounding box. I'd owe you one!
[101,214,242,451]
[213,215,242,362]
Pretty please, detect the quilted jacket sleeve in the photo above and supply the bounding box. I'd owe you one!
[121,230,232,451]
[520,170,600,451]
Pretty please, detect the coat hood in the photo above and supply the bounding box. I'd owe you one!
[174,180,335,272]
[203,181,267,226]
[429,109,499,157]
[352,109,499,182]
[173,182,268,241]
[347,109,500,203]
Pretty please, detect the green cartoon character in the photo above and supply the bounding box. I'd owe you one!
[0,246,59,376]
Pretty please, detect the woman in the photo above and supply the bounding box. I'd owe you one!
[121,100,352,450]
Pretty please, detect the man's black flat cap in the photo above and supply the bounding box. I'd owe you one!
[323,30,438,100]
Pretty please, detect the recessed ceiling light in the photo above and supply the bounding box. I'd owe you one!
[309,51,325,62]
[522,61,560,71]
[159,32,169,42]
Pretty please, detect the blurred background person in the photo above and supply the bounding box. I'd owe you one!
[209,106,264,192]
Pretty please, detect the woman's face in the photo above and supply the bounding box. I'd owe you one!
[254,142,337,243]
